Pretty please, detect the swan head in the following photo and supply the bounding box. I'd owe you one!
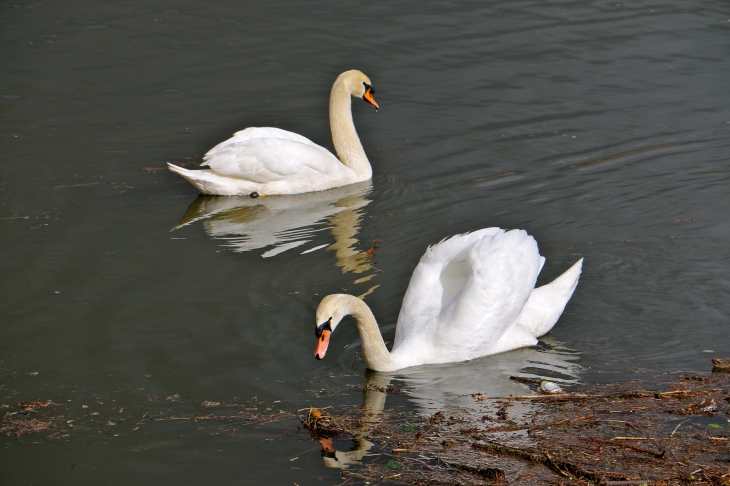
[314,294,348,360]
[337,70,379,111]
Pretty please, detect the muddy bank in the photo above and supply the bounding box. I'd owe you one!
[303,373,730,485]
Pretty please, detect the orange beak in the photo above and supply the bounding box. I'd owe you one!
[314,330,331,360]
[363,88,379,111]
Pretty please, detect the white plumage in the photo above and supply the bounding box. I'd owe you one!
[168,71,379,196]
[314,228,583,372]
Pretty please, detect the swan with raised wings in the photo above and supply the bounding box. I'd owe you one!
[167,70,378,196]
[314,228,583,372]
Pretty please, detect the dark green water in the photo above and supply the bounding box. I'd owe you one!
[2,0,729,484]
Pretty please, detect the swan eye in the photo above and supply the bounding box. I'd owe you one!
[363,83,374,95]
[315,317,332,338]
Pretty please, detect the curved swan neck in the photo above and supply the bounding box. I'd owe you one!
[329,79,372,180]
[339,295,393,371]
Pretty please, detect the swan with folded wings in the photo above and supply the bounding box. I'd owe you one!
[168,70,378,196]
[314,228,583,372]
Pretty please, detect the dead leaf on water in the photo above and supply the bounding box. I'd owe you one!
[19,400,54,410]
[1,416,58,437]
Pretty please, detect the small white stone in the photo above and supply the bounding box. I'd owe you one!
[539,380,563,394]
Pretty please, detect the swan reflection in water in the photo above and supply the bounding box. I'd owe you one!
[173,181,377,280]
[318,341,581,469]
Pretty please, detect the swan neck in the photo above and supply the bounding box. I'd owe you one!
[329,82,372,180]
[344,296,394,372]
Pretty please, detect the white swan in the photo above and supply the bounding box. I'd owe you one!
[167,70,378,196]
[314,228,583,372]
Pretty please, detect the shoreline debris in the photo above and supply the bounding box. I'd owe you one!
[303,372,730,484]
[712,358,730,372]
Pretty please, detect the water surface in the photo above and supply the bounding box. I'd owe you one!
[2,0,729,484]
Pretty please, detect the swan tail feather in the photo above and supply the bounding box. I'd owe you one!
[518,258,583,338]
[167,163,258,196]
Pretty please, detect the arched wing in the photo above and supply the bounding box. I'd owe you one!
[393,228,502,350]
[437,230,541,353]
[202,137,351,184]
[203,127,319,163]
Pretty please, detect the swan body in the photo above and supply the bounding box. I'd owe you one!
[167,70,379,196]
[314,228,583,372]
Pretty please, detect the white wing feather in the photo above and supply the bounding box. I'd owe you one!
[436,230,541,357]
[394,228,501,351]
[518,258,583,337]
[202,138,352,183]
[392,229,548,365]
[203,127,319,165]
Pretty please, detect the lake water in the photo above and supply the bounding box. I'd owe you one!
[2,0,729,484]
